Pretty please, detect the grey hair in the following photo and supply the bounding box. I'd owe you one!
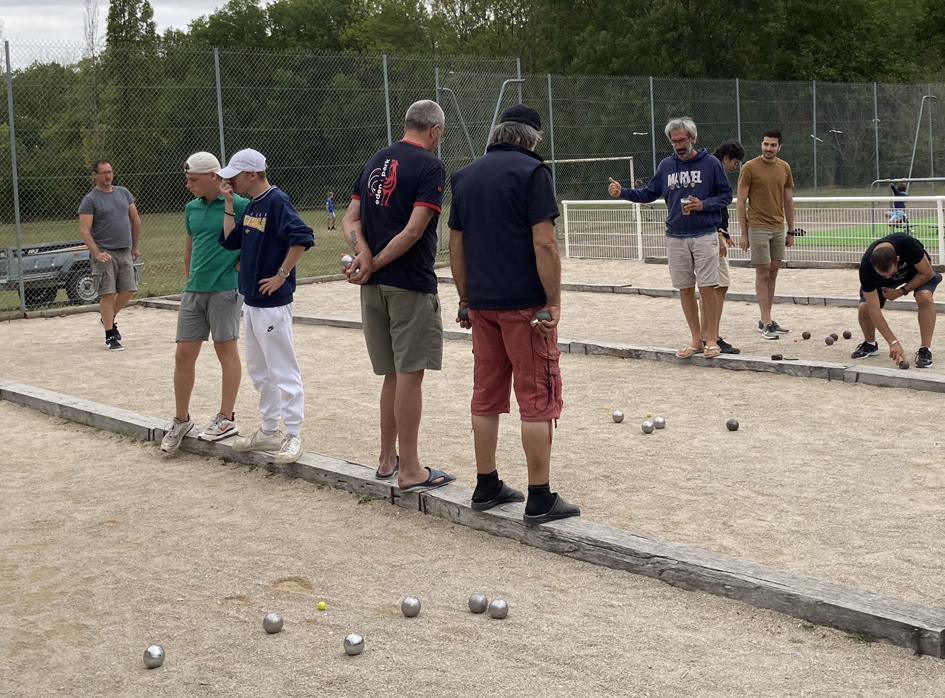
[405,100,445,131]
[490,121,542,150]
[664,117,697,141]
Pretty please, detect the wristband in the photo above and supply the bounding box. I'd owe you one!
[277,267,289,279]
[900,287,910,296]
[891,340,900,345]
[225,211,235,217]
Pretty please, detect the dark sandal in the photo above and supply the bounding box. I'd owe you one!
[471,482,525,511]
[523,493,581,525]
[400,467,456,491]
[375,456,399,480]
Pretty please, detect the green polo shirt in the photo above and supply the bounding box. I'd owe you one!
[183,194,249,293]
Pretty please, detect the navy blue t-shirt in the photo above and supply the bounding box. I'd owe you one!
[859,233,929,293]
[219,186,314,308]
[448,142,559,311]
[352,140,445,294]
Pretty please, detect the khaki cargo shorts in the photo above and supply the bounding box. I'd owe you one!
[666,233,719,289]
[360,284,443,375]
[747,227,786,266]
[718,250,731,287]
[91,247,138,295]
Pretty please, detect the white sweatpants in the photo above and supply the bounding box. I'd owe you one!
[243,304,304,436]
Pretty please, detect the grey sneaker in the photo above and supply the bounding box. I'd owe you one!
[199,412,238,442]
[232,428,284,453]
[761,323,780,340]
[770,320,789,334]
[274,435,302,464]
[161,416,194,453]
[916,347,933,368]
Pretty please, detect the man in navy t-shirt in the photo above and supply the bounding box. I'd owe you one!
[218,148,314,464]
[449,104,580,526]
[341,99,455,492]
[851,232,941,368]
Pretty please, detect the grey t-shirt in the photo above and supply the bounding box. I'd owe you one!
[78,186,136,250]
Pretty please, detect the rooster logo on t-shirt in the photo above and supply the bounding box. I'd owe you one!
[370,158,399,207]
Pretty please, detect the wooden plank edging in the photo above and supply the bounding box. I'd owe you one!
[1,377,943,657]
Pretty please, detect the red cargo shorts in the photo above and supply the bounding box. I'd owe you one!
[469,306,563,422]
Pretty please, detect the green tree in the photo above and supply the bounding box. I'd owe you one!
[268,0,352,51]
[343,0,433,53]
[105,0,157,47]
[188,0,271,48]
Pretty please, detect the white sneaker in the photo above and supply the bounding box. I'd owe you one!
[161,416,194,453]
[199,412,239,442]
[274,435,302,464]
[232,428,284,453]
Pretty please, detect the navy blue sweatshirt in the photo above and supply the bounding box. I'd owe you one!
[219,187,314,307]
[620,148,732,237]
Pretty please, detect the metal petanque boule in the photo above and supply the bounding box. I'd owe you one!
[341,254,354,266]
[401,596,421,618]
[143,645,165,669]
[263,612,283,634]
[641,420,655,434]
[830,333,839,341]
[468,592,488,614]
[653,416,666,429]
[612,410,624,423]
[458,307,469,322]
[802,331,811,340]
[843,330,852,339]
[488,599,509,619]
[726,418,739,432]
[825,336,834,345]
[344,633,365,655]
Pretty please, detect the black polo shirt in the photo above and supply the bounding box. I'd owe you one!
[449,142,559,311]
[859,233,929,293]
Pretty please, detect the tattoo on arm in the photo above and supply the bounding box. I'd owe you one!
[348,229,357,248]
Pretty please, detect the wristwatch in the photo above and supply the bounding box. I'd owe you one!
[277,267,289,279]
[899,286,910,296]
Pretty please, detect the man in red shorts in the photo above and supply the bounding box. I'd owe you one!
[449,104,580,525]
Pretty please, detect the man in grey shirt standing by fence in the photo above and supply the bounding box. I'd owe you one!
[78,159,141,351]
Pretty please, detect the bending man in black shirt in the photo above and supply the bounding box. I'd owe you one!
[852,232,941,368]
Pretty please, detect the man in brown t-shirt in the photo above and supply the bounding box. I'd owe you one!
[737,129,796,340]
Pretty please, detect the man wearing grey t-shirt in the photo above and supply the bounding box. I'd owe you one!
[78,160,141,351]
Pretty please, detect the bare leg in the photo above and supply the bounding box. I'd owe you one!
[395,370,439,488]
[99,293,117,331]
[755,264,772,325]
[378,373,398,477]
[679,287,702,346]
[916,290,937,347]
[472,414,500,475]
[213,339,241,417]
[858,302,877,343]
[767,260,781,316]
[699,285,720,344]
[715,287,728,336]
[173,341,203,421]
[113,290,135,317]
[521,421,552,486]
[698,292,707,341]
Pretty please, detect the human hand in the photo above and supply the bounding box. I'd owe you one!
[345,250,374,285]
[719,237,727,257]
[607,178,622,198]
[785,232,795,248]
[889,341,906,364]
[531,305,559,338]
[94,250,111,263]
[221,180,235,202]
[131,246,139,262]
[457,302,471,329]
[683,196,703,212]
[882,287,904,301]
[739,235,749,251]
[258,274,286,295]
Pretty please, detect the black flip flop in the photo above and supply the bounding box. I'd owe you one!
[375,456,399,480]
[471,482,525,511]
[400,467,456,491]
[523,493,581,525]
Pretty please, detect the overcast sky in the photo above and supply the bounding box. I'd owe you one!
[2,0,260,45]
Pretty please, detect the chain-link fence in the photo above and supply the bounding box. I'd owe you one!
[2,39,943,312]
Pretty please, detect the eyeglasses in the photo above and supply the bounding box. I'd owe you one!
[670,137,690,146]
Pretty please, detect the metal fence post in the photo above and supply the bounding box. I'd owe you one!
[383,54,392,146]
[937,197,944,265]
[929,83,935,195]
[812,80,817,195]
[434,68,441,162]
[4,41,26,314]
[213,49,226,164]
[649,76,656,175]
[735,78,741,142]
[873,82,880,182]
[547,74,557,198]
[516,58,522,103]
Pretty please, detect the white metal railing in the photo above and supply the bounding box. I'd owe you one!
[562,196,945,265]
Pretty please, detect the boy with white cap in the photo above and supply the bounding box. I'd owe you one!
[217,149,314,464]
[162,152,248,453]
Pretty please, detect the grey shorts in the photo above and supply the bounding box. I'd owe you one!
[718,251,731,287]
[666,233,720,289]
[92,247,137,295]
[176,289,243,343]
[360,284,443,375]
[748,227,786,265]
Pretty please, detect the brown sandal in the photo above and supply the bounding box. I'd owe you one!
[676,345,704,358]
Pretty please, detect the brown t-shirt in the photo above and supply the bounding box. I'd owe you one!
[738,156,794,228]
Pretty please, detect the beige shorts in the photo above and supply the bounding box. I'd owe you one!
[91,247,138,295]
[748,227,786,265]
[718,250,731,287]
[361,284,443,375]
[666,233,719,289]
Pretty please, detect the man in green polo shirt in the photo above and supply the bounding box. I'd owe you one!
[162,152,250,453]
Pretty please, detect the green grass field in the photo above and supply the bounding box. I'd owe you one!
[792,216,942,248]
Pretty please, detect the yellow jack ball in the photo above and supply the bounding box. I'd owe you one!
[646,413,651,418]
[318,601,326,611]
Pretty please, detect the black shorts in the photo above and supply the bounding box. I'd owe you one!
[860,272,942,308]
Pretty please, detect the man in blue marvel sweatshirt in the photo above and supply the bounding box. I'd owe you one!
[608,117,732,358]
[218,149,314,464]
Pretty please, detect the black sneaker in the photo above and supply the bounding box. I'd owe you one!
[717,337,741,354]
[100,317,121,340]
[761,323,780,340]
[105,336,124,351]
[915,347,933,368]
[851,341,879,359]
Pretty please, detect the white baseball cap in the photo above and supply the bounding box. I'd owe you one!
[184,151,221,174]
[216,148,267,179]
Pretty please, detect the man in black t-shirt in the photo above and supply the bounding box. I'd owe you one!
[852,233,942,367]
[341,99,456,491]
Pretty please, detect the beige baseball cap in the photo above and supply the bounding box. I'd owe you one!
[217,149,267,179]
[184,152,222,174]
